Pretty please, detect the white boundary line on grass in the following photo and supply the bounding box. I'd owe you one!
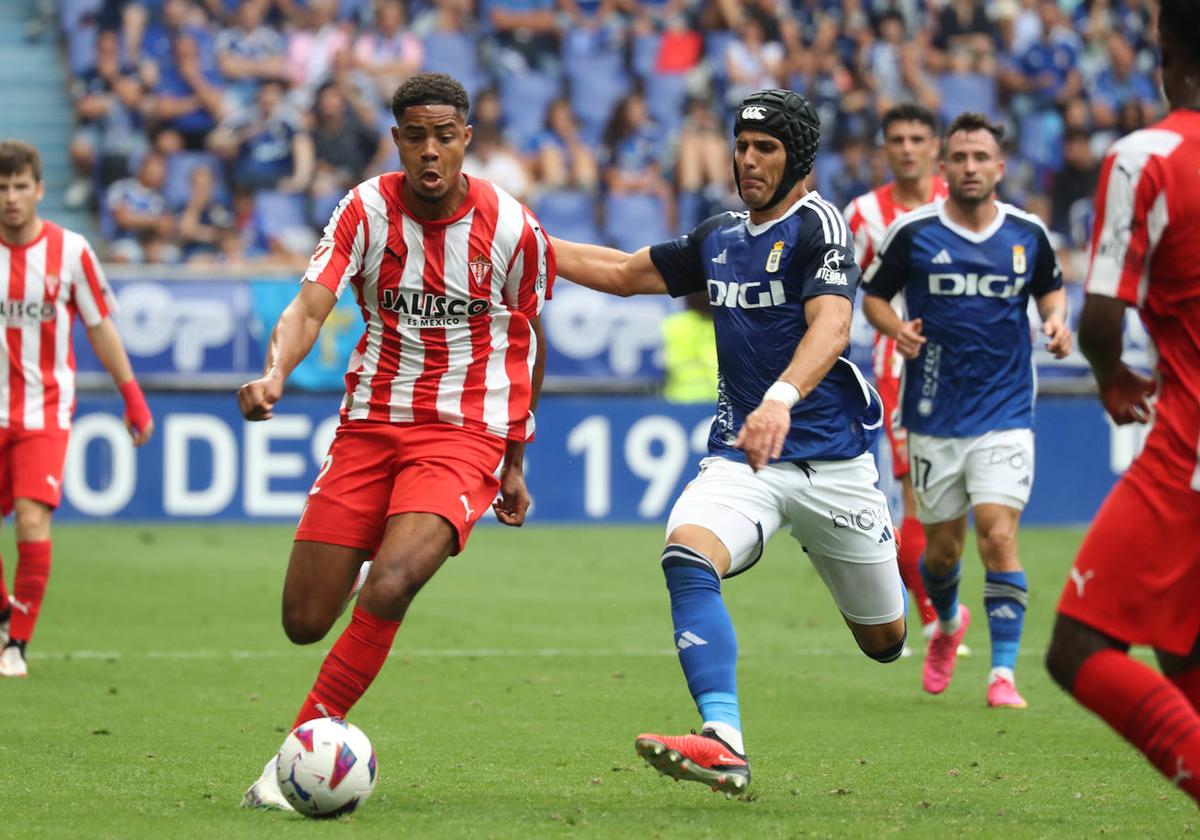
[27,647,1055,662]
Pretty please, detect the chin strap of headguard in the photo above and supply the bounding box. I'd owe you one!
[732,89,822,210]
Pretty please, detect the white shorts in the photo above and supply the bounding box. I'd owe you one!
[665,453,904,625]
[907,428,1034,523]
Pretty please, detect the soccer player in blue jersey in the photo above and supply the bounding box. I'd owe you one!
[551,89,907,795]
[862,112,1073,709]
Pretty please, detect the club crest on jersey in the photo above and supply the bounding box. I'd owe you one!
[765,240,785,273]
[469,253,493,289]
[44,274,60,298]
[1012,245,1026,274]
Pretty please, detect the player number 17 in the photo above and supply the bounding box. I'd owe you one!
[911,456,933,492]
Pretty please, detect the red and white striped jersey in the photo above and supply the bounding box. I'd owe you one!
[844,178,949,271]
[304,173,555,441]
[1087,109,1200,491]
[0,221,115,430]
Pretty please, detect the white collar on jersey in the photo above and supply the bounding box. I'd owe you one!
[934,197,1008,243]
[742,191,829,237]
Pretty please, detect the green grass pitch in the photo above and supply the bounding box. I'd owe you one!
[0,524,1194,839]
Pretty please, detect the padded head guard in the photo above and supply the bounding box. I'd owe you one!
[732,89,821,209]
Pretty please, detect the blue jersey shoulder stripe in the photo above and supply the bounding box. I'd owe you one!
[806,194,848,247]
[876,202,939,255]
[997,202,1054,240]
[818,194,851,246]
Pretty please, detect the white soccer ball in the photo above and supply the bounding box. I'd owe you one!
[276,717,378,818]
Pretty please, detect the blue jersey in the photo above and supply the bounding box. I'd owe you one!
[650,193,882,464]
[862,199,1063,438]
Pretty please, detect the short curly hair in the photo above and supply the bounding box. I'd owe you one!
[391,73,470,124]
[944,112,1004,150]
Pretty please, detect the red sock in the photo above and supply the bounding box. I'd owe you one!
[1074,649,1200,803]
[9,541,51,643]
[293,606,400,729]
[898,516,936,626]
[0,550,9,611]
[1170,668,1200,713]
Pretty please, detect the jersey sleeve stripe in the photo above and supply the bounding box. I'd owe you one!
[1086,145,1164,302]
[813,196,849,247]
[77,241,110,322]
[307,188,367,296]
[809,200,833,244]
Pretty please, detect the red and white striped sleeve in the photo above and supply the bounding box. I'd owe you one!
[71,237,117,327]
[843,197,875,272]
[503,209,555,320]
[1087,130,1179,307]
[303,189,369,298]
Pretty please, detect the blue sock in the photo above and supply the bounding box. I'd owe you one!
[661,544,740,732]
[984,570,1027,673]
[919,556,961,625]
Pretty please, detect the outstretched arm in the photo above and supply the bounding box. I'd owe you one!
[550,238,669,296]
[86,318,154,446]
[237,282,338,420]
[1079,294,1153,424]
[736,295,854,470]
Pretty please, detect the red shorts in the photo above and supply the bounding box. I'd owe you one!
[0,427,70,516]
[295,421,506,556]
[1056,467,1200,656]
[872,333,909,479]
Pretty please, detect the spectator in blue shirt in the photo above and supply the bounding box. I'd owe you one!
[1009,0,1083,110]
[525,97,599,192]
[137,0,216,74]
[209,78,314,191]
[601,90,674,228]
[1088,31,1160,130]
[215,0,288,107]
[177,164,235,262]
[105,150,175,262]
[147,34,228,148]
[68,29,147,207]
[485,0,561,74]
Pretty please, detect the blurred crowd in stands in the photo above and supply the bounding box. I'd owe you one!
[55,0,1163,272]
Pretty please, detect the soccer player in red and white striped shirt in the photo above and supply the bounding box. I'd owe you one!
[1045,0,1200,805]
[844,104,948,650]
[0,141,153,678]
[237,74,554,810]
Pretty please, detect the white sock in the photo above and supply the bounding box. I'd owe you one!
[938,607,962,636]
[922,620,937,640]
[701,720,745,756]
[989,666,1015,685]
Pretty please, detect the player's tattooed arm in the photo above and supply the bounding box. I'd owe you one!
[548,237,669,296]
[238,282,338,421]
[1035,288,1074,359]
[862,295,926,359]
[1079,294,1154,425]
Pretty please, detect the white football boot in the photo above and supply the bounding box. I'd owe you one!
[240,754,294,811]
[0,644,27,678]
